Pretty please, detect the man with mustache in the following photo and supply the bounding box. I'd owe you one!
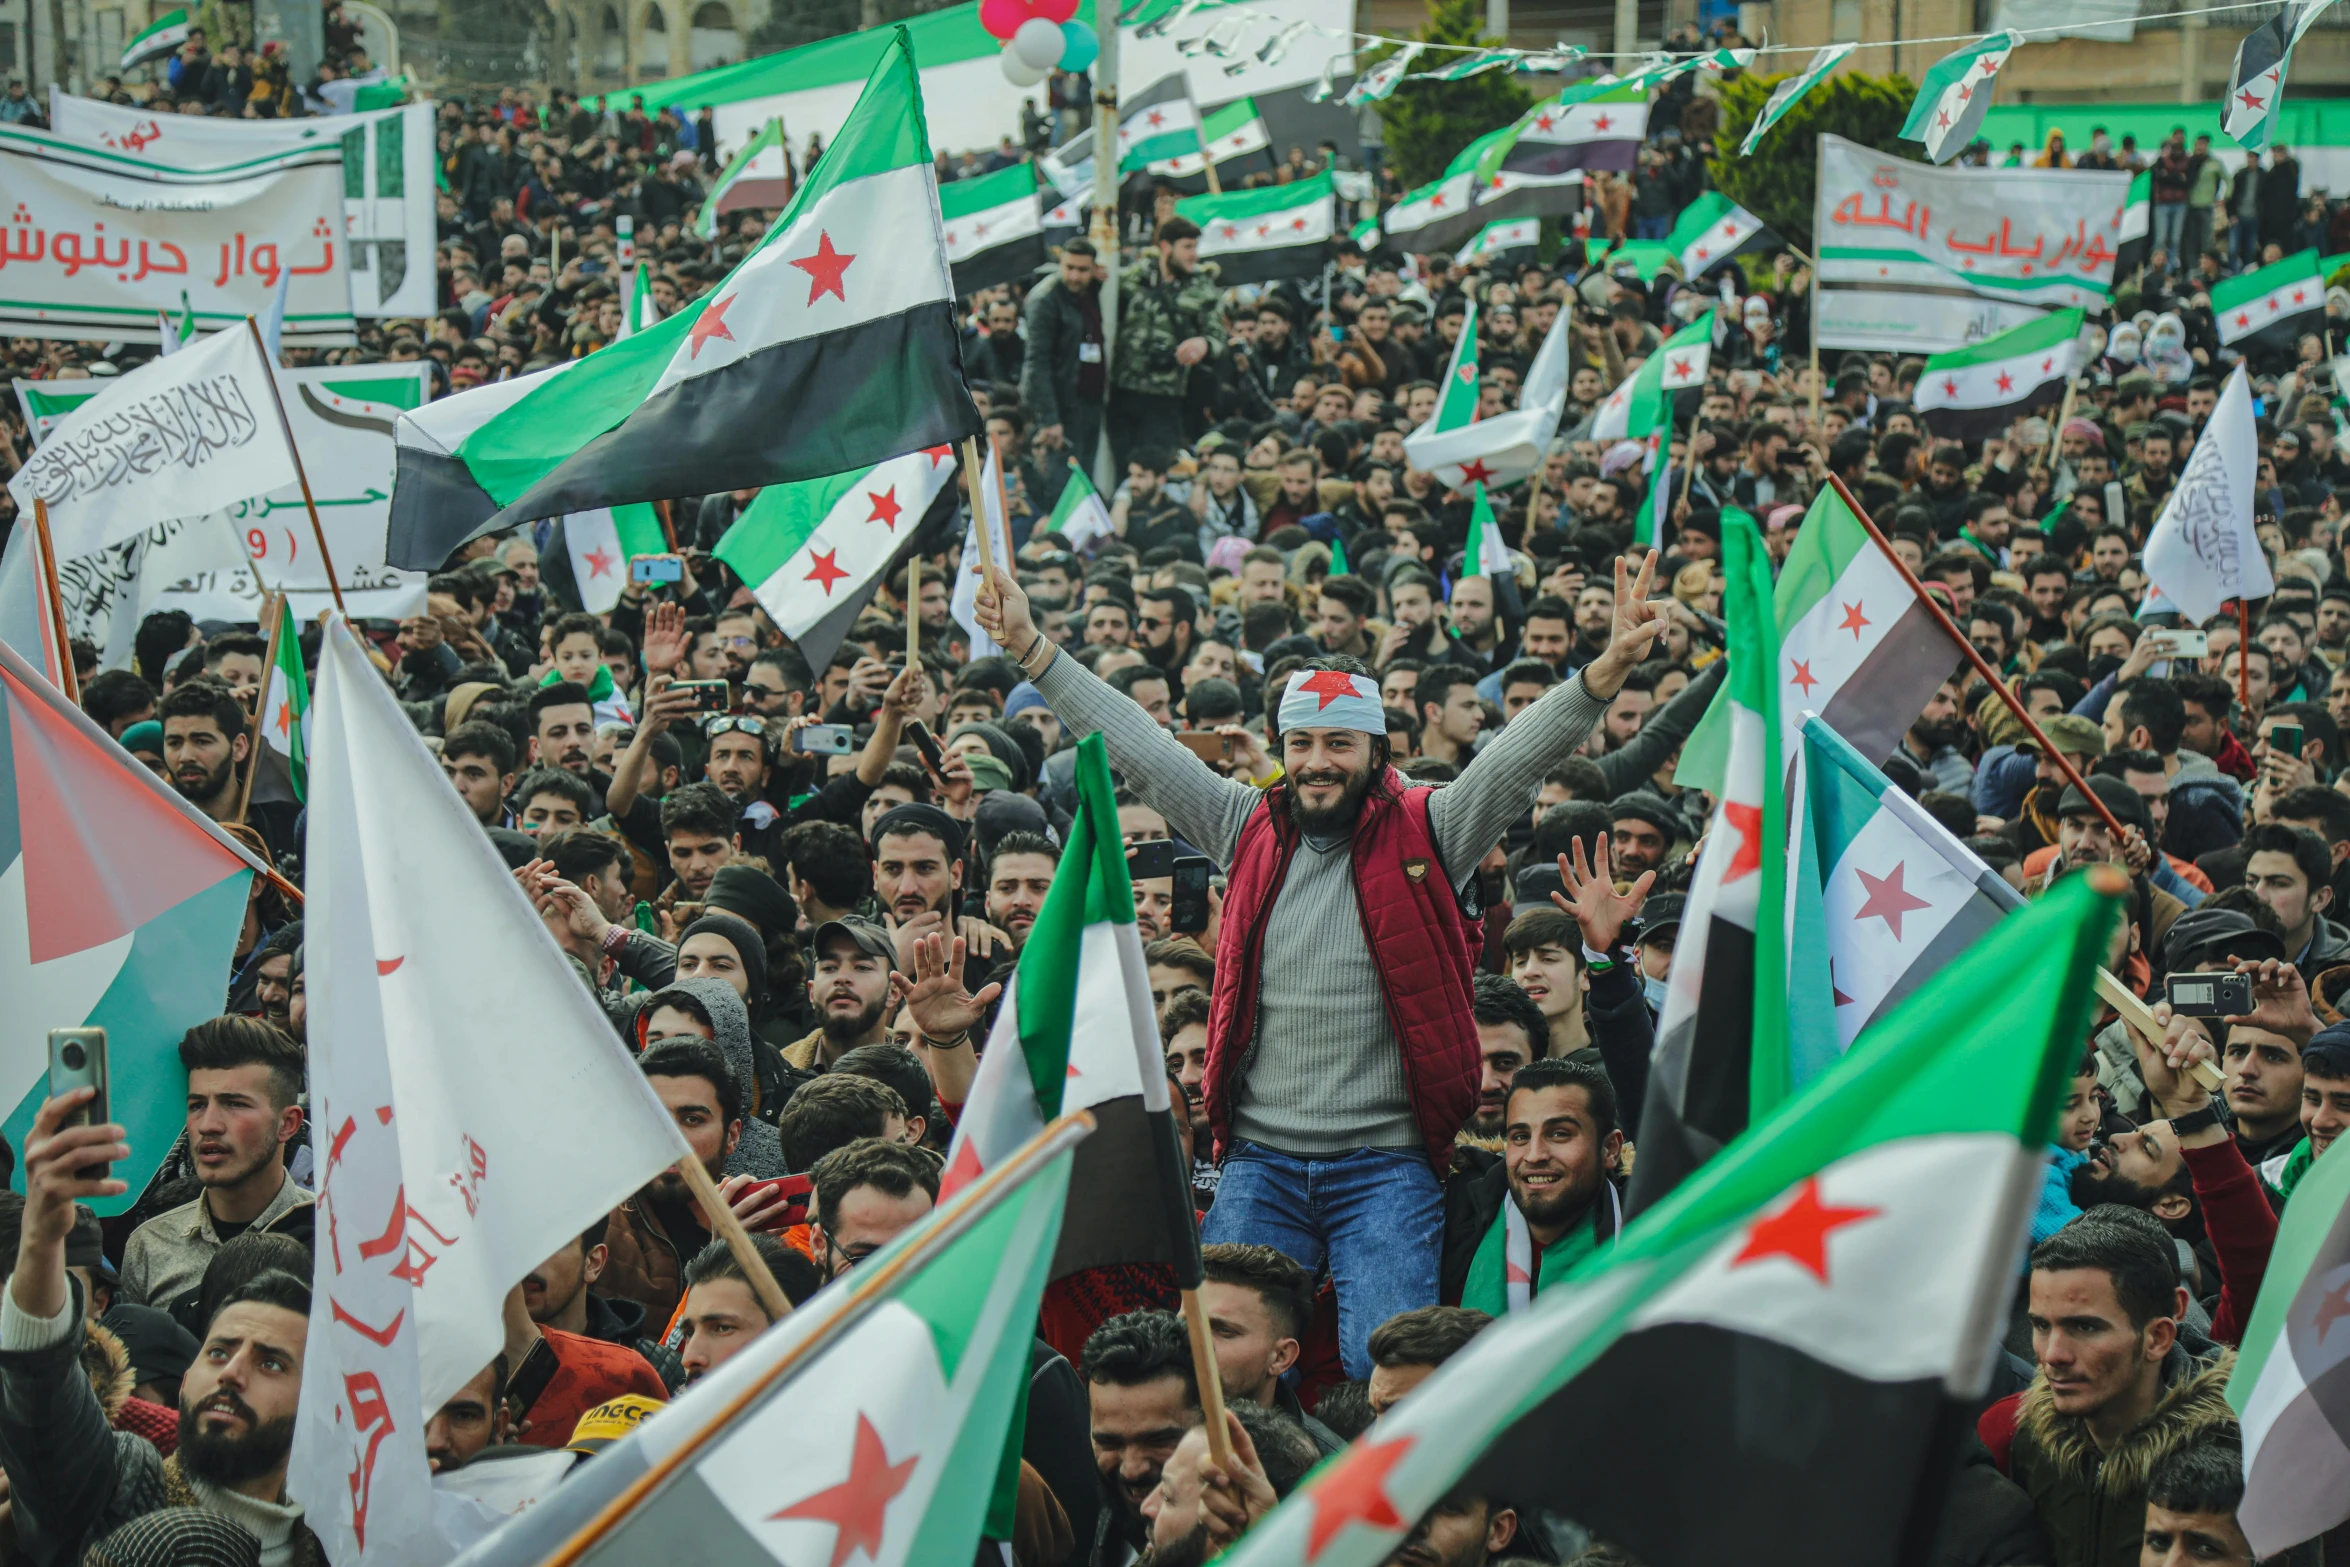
[974,553,1665,1380]
[3,1086,324,1563]
[160,678,297,862]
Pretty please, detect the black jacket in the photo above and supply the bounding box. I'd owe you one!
[1019,271,1100,434]
[584,1291,686,1391]
[1438,1156,1622,1307]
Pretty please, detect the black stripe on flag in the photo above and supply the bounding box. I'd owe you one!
[1919,376,2066,441]
[951,234,1049,299]
[490,302,984,531]
[389,446,505,571]
[1462,1323,1970,1567]
[1848,894,2005,1039]
[1207,240,1330,288]
[1627,916,1754,1216]
[1815,599,1966,777]
[1055,1092,1203,1287]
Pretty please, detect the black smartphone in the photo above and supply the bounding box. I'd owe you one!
[2270,723,2304,761]
[1171,855,1210,933]
[792,723,855,755]
[674,679,731,713]
[48,1028,109,1182]
[1127,839,1177,880]
[2165,971,2254,1017]
[906,719,948,777]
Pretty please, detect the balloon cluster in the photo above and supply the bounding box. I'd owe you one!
[980,0,1097,84]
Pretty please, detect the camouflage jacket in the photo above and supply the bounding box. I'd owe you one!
[1113,255,1226,397]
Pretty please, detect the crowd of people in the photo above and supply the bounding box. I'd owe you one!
[5,16,2350,1567]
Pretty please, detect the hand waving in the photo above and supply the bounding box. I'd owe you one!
[1551,835,1653,954]
[886,931,1002,1043]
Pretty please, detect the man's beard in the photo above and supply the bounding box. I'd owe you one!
[2069,1149,2164,1214]
[179,1391,296,1488]
[1149,1520,1214,1567]
[822,996,885,1044]
[174,756,233,805]
[1287,759,1380,834]
[1512,1166,1600,1231]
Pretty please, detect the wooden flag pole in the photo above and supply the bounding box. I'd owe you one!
[2236,598,2254,715]
[963,438,999,577]
[230,591,282,828]
[28,498,78,703]
[1179,1287,1238,1469]
[655,497,681,554]
[906,554,921,662]
[676,1156,793,1323]
[245,317,346,614]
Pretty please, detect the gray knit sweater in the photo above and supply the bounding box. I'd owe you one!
[1032,652,1610,1154]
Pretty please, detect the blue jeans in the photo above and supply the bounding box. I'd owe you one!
[2152,201,2186,262]
[1203,1142,1442,1380]
[1633,214,1671,241]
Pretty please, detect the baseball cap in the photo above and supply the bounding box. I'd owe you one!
[962,753,1015,793]
[812,917,896,966]
[1637,892,1686,944]
[2056,774,2150,832]
[565,1394,666,1454]
[2030,714,2107,760]
[2161,906,2287,970]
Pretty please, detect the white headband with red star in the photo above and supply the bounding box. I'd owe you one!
[1280,669,1384,734]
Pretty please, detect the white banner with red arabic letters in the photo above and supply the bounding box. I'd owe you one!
[0,123,355,346]
[1814,133,2131,353]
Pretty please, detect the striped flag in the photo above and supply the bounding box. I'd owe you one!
[1146,97,1272,189]
[715,445,958,670]
[1180,172,1333,286]
[257,600,310,801]
[1462,482,1511,577]
[1677,483,1958,790]
[1793,716,2019,1058]
[694,118,792,238]
[1631,509,1792,1209]
[619,263,657,337]
[2230,1106,2350,1555]
[1043,458,1114,551]
[121,6,189,69]
[1900,32,2021,164]
[941,733,1203,1284]
[383,26,979,569]
[1591,311,1713,443]
[449,1119,1086,1567]
[2225,0,2334,153]
[1405,304,1569,493]
[2214,248,2326,346]
[1379,169,1480,253]
[1218,862,2120,1567]
[2114,169,2152,276]
[1914,307,2082,440]
[1455,217,1540,269]
[1115,75,1201,171]
[553,503,669,614]
[1739,44,1855,156]
[1634,436,1671,549]
[1668,192,1778,279]
[154,290,195,356]
[939,162,1046,297]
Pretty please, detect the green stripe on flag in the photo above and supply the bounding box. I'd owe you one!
[1012,734,1133,1113]
[2212,248,2323,314]
[715,467,885,581]
[939,158,1040,220]
[1433,299,1480,430]
[1723,509,1792,1119]
[266,604,310,800]
[1923,307,2082,372]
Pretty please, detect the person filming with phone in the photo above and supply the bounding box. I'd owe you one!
[971,553,1666,1380]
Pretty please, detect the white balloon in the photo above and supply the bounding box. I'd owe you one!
[1001,45,1051,84]
[1011,16,1066,68]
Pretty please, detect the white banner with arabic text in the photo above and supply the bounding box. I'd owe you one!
[1813,133,2131,353]
[45,93,437,320]
[0,124,355,346]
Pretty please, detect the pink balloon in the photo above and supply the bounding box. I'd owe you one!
[979,0,1032,39]
[1030,0,1079,22]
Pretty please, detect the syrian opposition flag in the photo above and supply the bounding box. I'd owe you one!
[258,599,310,801]
[1405,302,1569,493]
[381,26,979,569]
[2144,364,2272,623]
[1402,298,1481,472]
[121,6,189,69]
[154,290,196,356]
[616,265,658,338]
[2225,0,2333,153]
[1678,483,1958,792]
[1634,436,1671,549]
[1042,197,1083,250]
[1915,307,2081,440]
[1590,311,1713,444]
[2214,248,2326,347]
[1900,32,2021,164]
[1219,866,2120,1567]
[1794,716,2019,1060]
[1455,218,1540,269]
[1739,44,1856,155]
[1486,84,1645,182]
[942,734,1203,1284]
[1380,170,1479,254]
[1462,482,1512,578]
[1181,172,1333,286]
[1116,74,1202,172]
[1043,458,1114,552]
[449,1122,1087,1567]
[940,162,1046,297]
[1630,512,1792,1211]
[549,502,668,614]
[1146,98,1273,190]
[716,445,958,671]
[2230,1110,2350,1556]
[1669,192,1778,279]
[2113,169,2153,277]
[0,637,262,1213]
[695,118,793,238]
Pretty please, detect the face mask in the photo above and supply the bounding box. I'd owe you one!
[1643,974,1670,1012]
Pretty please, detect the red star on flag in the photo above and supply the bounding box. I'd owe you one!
[2268,295,2281,311]
[2238,86,2267,111]
[1957,82,1972,101]
[974,220,991,237]
[1147,109,1166,126]
[944,229,959,245]
[1838,601,1871,638]
[2294,288,2308,304]
[1944,378,1959,397]
[1304,1436,1414,1559]
[2042,356,2054,372]
[2237,311,2253,327]
[770,1413,920,1567]
[1255,223,1272,239]
[1455,363,1477,385]
[1695,245,1711,261]
[803,549,850,595]
[688,293,738,357]
[1430,192,1448,209]
[1852,862,1933,941]
[1594,113,1613,131]
[2314,1277,2350,1343]
[1458,459,1493,483]
[1221,224,1240,240]
[790,231,857,304]
[1979,53,2003,74]
[1721,219,1739,236]
[1937,108,1952,128]
[1995,371,2014,393]
[1789,658,1818,696]
[273,700,293,740]
[1536,113,1555,131]
[1668,356,1692,378]
[938,1137,983,1198]
[1291,216,1308,230]
[1732,1178,1882,1283]
[582,543,617,578]
[1295,668,1366,710]
[865,485,902,530]
[1721,799,1763,883]
[922,444,953,465]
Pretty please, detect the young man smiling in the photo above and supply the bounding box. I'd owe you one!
[1439,1058,1622,1314]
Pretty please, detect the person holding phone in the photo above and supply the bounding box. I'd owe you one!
[972,553,1665,1380]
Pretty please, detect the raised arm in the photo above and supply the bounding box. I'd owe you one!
[1432,550,1667,873]
[973,564,1259,859]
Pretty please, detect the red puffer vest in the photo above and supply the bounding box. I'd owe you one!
[1203,772,1482,1175]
